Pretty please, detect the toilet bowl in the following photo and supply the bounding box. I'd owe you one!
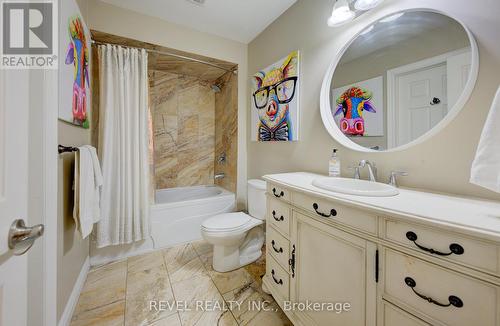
[201,179,266,272]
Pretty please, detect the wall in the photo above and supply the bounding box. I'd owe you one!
[56,0,91,321]
[151,71,216,189]
[333,23,470,150]
[248,0,500,201]
[86,0,248,208]
[214,72,238,192]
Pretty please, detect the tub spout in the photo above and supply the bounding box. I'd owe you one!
[214,173,225,180]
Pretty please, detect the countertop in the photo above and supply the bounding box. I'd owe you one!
[263,172,500,242]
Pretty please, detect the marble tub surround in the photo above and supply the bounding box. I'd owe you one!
[214,72,238,193]
[150,70,216,189]
[71,241,291,326]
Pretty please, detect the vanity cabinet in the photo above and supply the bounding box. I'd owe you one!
[290,211,377,326]
[262,173,500,326]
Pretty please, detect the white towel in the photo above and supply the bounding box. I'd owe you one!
[74,146,103,238]
[470,86,500,193]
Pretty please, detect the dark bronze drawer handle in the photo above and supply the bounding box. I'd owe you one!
[272,188,285,198]
[271,269,283,285]
[271,240,283,253]
[406,231,464,256]
[272,210,284,222]
[312,203,337,217]
[405,277,463,308]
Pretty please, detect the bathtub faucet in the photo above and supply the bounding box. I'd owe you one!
[214,173,225,180]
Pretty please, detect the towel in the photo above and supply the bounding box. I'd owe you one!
[470,86,500,193]
[74,145,103,238]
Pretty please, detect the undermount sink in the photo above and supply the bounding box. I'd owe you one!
[312,177,399,197]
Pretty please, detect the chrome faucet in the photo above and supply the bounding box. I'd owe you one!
[359,160,377,182]
[214,173,225,180]
[388,171,408,187]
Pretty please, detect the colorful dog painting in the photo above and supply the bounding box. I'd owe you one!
[252,51,299,141]
[65,15,89,128]
[334,86,376,136]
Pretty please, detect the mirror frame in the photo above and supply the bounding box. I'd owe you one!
[320,8,479,153]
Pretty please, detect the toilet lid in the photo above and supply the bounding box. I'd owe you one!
[202,212,253,232]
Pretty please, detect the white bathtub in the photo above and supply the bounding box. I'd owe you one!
[151,185,236,248]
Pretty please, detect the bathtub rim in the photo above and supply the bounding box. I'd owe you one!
[152,185,235,210]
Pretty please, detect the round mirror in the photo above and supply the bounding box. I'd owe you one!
[320,9,478,152]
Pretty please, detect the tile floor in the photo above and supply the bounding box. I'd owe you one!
[71,241,292,326]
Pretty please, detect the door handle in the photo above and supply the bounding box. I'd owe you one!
[430,97,441,105]
[8,219,44,256]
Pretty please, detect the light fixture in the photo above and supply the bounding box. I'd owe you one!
[327,0,355,27]
[360,25,374,35]
[379,12,405,23]
[354,0,384,11]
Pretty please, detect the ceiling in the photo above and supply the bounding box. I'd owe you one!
[99,0,297,44]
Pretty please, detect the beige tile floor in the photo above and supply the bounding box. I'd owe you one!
[71,241,292,326]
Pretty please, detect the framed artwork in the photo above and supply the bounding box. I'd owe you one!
[332,76,384,137]
[251,51,300,141]
[58,0,91,128]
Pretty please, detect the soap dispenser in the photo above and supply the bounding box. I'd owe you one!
[329,149,341,177]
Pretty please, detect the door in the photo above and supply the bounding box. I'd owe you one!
[0,69,43,324]
[290,212,377,326]
[395,64,448,147]
[447,50,471,109]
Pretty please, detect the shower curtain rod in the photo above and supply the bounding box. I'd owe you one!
[91,39,237,74]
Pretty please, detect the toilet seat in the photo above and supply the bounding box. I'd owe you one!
[201,212,263,235]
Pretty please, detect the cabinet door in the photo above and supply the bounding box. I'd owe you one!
[290,212,377,326]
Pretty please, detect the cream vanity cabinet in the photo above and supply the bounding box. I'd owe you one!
[262,173,500,326]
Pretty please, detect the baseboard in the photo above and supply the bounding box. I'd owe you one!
[58,256,90,326]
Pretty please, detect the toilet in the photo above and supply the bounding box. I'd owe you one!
[201,179,266,272]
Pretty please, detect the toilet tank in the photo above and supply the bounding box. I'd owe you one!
[247,179,267,220]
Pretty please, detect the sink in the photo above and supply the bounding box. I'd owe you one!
[312,177,399,197]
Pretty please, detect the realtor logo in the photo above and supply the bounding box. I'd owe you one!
[1,0,58,69]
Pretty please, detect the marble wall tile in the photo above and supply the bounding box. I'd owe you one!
[147,313,182,326]
[214,72,238,193]
[150,71,216,189]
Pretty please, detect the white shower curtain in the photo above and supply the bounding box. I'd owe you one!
[96,45,150,248]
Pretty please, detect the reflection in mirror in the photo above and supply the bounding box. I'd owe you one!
[330,11,472,150]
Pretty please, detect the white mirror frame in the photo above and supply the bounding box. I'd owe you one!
[320,8,479,153]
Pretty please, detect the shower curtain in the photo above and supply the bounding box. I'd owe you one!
[96,44,150,248]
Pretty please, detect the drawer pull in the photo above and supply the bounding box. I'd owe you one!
[312,203,337,217]
[271,240,283,253]
[404,277,464,308]
[271,269,283,285]
[272,210,284,222]
[272,188,285,198]
[406,231,464,256]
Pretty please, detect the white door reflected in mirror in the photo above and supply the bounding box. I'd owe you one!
[320,9,478,152]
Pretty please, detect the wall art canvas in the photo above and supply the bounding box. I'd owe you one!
[59,0,91,128]
[251,51,300,141]
[332,76,384,137]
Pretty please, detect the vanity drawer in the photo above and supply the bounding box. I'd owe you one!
[381,300,430,326]
[293,192,377,235]
[267,183,291,202]
[383,249,499,326]
[382,219,500,275]
[268,198,291,237]
[266,254,290,301]
[267,225,290,270]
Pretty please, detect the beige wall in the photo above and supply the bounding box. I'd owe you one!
[151,71,216,189]
[86,0,248,208]
[248,0,500,201]
[56,0,91,321]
